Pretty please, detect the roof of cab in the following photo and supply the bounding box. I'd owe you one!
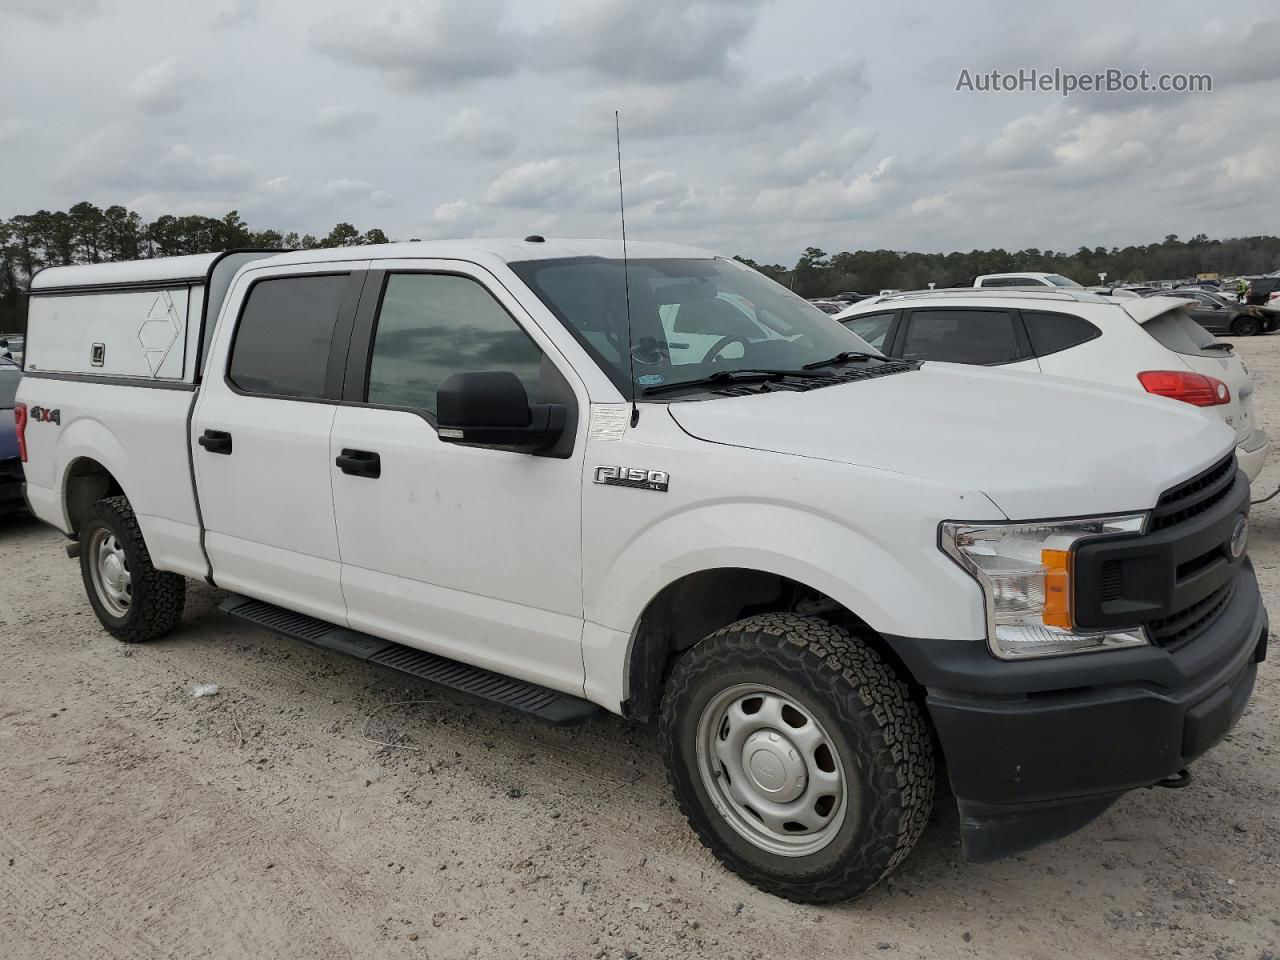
[28,239,720,292]
[249,237,717,270]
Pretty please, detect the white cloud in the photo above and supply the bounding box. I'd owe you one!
[323,179,395,206]
[1221,146,1273,184]
[0,0,99,22]
[210,0,258,28]
[312,0,523,89]
[311,105,380,138]
[0,117,32,146]
[128,58,186,115]
[533,0,767,83]
[440,108,517,159]
[484,158,576,206]
[911,193,951,215]
[59,126,256,194]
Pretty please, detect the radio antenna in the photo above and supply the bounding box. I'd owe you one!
[615,110,639,426]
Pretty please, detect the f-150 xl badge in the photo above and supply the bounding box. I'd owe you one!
[29,406,61,425]
[594,466,669,492]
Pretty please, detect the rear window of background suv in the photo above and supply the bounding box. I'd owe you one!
[1021,310,1101,356]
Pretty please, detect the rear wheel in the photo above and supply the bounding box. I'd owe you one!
[660,613,935,903]
[80,495,185,642]
[1231,314,1261,336]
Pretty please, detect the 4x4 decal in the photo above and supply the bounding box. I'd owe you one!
[29,405,61,425]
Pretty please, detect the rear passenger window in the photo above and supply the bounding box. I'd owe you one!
[899,309,1021,364]
[228,274,350,399]
[366,273,544,417]
[841,312,893,350]
[1022,310,1101,357]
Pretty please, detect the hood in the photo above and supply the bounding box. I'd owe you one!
[666,363,1235,520]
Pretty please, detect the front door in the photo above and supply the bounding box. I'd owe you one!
[192,263,367,624]
[328,263,587,695]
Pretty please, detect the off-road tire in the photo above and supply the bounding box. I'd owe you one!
[79,495,186,642]
[1231,314,1261,337]
[660,613,935,904]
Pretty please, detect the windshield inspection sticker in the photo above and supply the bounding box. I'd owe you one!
[587,404,629,441]
[636,374,664,385]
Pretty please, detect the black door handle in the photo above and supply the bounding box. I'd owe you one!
[198,429,233,455]
[336,448,381,478]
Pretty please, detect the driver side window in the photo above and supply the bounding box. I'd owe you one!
[366,273,545,416]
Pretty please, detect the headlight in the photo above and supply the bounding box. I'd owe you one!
[941,515,1148,660]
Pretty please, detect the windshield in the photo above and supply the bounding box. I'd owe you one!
[1046,275,1083,288]
[509,257,877,397]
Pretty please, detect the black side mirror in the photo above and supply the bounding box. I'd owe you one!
[436,371,566,452]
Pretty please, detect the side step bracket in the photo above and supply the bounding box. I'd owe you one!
[220,595,601,726]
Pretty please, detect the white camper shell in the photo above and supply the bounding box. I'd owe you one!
[26,251,277,383]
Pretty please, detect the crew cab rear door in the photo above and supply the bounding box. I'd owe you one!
[327,261,588,695]
[191,260,368,625]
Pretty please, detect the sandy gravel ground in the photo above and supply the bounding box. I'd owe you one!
[2,339,1279,960]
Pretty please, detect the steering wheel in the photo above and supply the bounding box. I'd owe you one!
[705,335,749,363]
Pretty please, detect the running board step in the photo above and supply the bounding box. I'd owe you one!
[219,595,601,726]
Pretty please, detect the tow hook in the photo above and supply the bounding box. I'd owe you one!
[1153,768,1193,790]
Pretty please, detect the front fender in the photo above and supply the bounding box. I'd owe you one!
[585,499,988,644]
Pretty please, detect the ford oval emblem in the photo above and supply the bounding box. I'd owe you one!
[1230,516,1249,559]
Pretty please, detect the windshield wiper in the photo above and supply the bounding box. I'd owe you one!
[641,368,823,396]
[802,350,885,370]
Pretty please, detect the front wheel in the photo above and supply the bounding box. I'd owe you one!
[659,614,935,904]
[80,495,186,642]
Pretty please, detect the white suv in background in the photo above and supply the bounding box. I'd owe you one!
[835,289,1269,481]
[973,272,1083,289]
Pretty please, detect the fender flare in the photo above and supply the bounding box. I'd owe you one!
[53,418,139,534]
[587,501,975,643]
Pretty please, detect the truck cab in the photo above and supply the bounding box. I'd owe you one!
[16,240,1268,904]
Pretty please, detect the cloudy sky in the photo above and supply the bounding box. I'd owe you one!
[1,0,1278,263]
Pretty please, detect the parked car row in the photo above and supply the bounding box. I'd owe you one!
[10,240,1270,906]
[1147,288,1279,336]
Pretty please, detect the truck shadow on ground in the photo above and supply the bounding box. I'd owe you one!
[0,511,41,538]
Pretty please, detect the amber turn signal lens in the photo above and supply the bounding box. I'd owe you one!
[1041,548,1072,629]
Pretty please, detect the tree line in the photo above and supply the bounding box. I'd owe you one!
[0,203,387,332]
[3,201,1280,333]
[738,233,1280,299]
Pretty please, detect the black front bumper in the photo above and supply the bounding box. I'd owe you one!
[885,560,1267,863]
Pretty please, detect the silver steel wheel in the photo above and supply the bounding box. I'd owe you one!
[88,527,132,618]
[695,683,852,857]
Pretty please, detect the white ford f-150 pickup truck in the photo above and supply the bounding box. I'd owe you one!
[16,240,1268,903]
